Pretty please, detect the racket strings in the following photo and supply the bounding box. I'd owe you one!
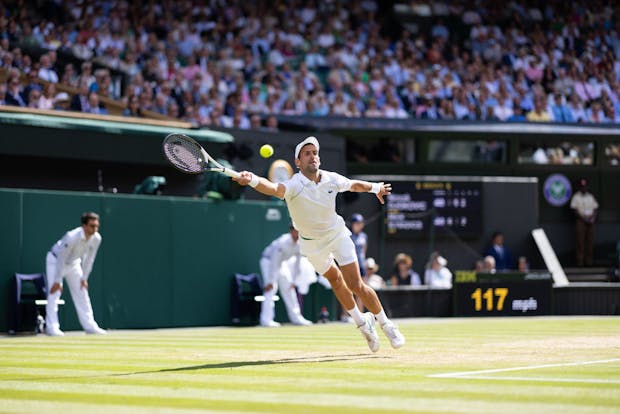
[163,136,204,173]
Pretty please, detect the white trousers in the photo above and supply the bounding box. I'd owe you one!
[259,257,306,325]
[45,252,101,332]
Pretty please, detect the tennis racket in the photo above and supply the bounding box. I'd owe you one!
[162,133,240,178]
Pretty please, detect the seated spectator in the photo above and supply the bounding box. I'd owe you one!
[37,53,58,83]
[586,100,608,123]
[424,252,453,288]
[78,62,96,88]
[474,259,485,272]
[250,114,262,129]
[232,108,251,129]
[0,83,6,105]
[384,97,409,118]
[526,96,551,122]
[53,92,70,111]
[5,75,27,107]
[550,93,573,123]
[574,72,597,103]
[264,115,279,131]
[123,94,143,117]
[60,63,79,88]
[329,91,348,116]
[364,98,383,117]
[507,106,526,122]
[364,258,385,290]
[87,92,108,115]
[389,253,421,286]
[27,88,41,108]
[604,104,620,123]
[38,83,56,110]
[532,145,549,163]
[484,231,515,271]
[167,101,180,119]
[70,79,92,112]
[305,44,327,71]
[517,256,529,272]
[493,98,514,121]
[345,100,362,117]
[23,70,42,102]
[310,92,329,116]
[482,255,497,273]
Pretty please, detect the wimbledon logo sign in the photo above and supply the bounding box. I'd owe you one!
[543,174,572,206]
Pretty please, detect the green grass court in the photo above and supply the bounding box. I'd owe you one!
[1,317,618,413]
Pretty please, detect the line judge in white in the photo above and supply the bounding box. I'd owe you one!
[259,225,313,327]
[233,136,405,352]
[45,212,106,336]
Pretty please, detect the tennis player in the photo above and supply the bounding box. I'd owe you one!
[233,136,405,352]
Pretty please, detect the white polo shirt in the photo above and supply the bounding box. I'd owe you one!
[261,232,300,284]
[49,227,102,283]
[281,170,352,240]
[570,191,599,217]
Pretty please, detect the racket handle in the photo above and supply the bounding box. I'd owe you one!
[221,168,240,179]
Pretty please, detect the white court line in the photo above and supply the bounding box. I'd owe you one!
[430,358,620,381]
[444,375,620,384]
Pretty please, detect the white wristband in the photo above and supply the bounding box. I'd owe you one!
[248,174,260,188]
[369,182,382,194]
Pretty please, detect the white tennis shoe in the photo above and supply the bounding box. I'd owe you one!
[292,317,313,326]
[381,321,405,348]
[357,312,380,352]
[45,328,64,336]
[85,326,107,335]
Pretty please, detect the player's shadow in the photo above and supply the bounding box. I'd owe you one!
[1,354,388,382]
[156,353,383,373]
[111,353,386,377]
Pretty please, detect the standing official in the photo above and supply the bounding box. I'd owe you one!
[259,226,313,327]
[483,231,515,271]
[45,212,106,336]
[234,136,405,352]
[570,178,599,266]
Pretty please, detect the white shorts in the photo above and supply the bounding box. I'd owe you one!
[299,233,357,275]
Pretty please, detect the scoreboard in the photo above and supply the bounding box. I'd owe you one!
[386,180,482,238]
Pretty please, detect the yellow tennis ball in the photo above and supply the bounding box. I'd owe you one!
[260,144,274,158]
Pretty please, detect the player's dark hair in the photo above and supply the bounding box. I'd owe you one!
[81,212,100,225]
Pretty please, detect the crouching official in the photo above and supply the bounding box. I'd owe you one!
[45,212,106,336]
[259,225,313,327]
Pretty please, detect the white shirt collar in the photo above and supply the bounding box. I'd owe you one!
[298,170,325,185]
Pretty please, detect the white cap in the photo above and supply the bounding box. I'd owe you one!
[365,257,379,271]
[437,256,448,266]
[54,92,70,102]
[294,136,319,159]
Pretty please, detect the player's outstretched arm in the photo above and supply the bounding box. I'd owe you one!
[349,180,392,204]
[233,171,286,199]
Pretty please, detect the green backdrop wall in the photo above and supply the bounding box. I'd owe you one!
[0,188,330,332]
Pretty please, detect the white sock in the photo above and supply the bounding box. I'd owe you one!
[347,306,365,326]
[374,309,389,326]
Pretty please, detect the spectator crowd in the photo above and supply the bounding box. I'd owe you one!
[2,0,620,128]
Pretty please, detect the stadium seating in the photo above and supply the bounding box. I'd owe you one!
[0,1,618,126]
